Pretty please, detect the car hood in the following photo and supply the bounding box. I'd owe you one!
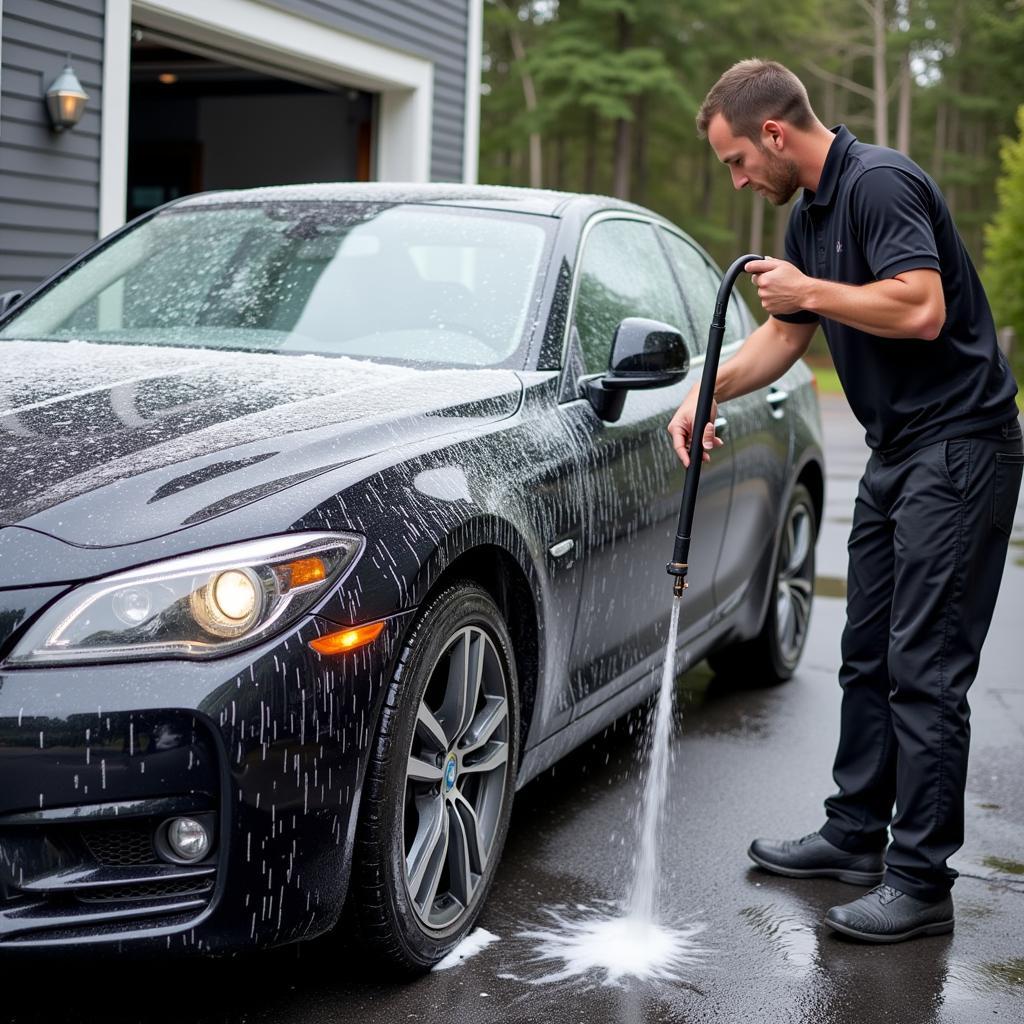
[0,340,522,546]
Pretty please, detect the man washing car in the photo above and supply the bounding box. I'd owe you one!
[668,58,1023,943]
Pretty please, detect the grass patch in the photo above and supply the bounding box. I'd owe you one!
[812,365,844,395]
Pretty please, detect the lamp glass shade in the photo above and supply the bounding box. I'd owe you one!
[45,66,89,131]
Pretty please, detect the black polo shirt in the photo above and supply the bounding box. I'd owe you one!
[774,125,1019,458]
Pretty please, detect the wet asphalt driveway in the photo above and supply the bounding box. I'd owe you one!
[6,395,1024,1023]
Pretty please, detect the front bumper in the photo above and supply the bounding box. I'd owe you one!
[0,609,411,953]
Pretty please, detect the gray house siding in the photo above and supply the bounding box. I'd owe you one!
[0,0,104,295]
[0,0,471,295]
[267,0,469,182]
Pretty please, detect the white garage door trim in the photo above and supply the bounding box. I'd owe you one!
[100,0,435,238]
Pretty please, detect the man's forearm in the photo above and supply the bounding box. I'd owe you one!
[713,318,811,404]
[802,275,942,339]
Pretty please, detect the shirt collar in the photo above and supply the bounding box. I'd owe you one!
[803,125,857,209]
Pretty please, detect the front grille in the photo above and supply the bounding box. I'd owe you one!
[77,878,214,904]
[80,824,158,866]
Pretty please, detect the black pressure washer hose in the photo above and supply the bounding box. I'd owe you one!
[666,253,763,598]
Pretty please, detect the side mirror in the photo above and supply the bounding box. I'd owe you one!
[0,290,24,319]
[585,317,691,422]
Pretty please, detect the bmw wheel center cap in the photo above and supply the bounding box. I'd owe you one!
[444,754,458,793]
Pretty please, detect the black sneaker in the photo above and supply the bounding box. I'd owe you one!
[824,884,954,943]
[748,831,885,885]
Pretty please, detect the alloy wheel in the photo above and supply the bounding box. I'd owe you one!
[403,625,511,930]
[775,498,814,666]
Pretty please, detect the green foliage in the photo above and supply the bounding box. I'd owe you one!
[481,0,1024,276]
[984,105,1024,367]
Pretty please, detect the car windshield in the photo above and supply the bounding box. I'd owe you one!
[0,201,552,368]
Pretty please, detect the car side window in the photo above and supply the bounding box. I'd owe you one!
[658,230,718,356]
[572,219,687,376]
[703,262,747,345]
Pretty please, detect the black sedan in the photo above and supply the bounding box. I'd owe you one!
[0,184,823,968]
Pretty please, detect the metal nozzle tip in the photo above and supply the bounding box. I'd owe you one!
[673,577,684,598]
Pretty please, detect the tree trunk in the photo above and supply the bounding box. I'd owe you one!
[613,119,633,199]
[632,94,648,205]
[823,73,837,128]
[773,202,789,260]
[896,51,911,155]
[931,101,947,182]
[945,0,965,215]
[699,144,713,219]
[871,0,888,147]
[584,111,598,193]
[611,12,633,199]
[749,193,765,257]
[503,5,543,188]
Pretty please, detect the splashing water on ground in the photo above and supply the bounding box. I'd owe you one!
[517,904,706,985]
[515,596,707,984]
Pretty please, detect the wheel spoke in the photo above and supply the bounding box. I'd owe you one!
[406,795,447,899]
[459,695,507,757]
[407,752,443,785]
[437,629,484,747]
[455,633,486,744]
[416,818,449,917]
[416,703,449,756]
[785,510,811,576]
[451,788,488,873]
[446,800,477,908]
[777,585,795,653]
[790,580,812,639]
[459,740,508,776]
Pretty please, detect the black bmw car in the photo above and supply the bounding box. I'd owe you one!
[0,184,823,968]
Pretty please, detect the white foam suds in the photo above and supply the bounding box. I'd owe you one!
[432,928,501,971]
[516,906,706,985]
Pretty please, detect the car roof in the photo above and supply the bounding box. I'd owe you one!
[173,181,657,220]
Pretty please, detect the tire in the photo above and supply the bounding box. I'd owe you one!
[350,581,520,973]
[708,482,817,685]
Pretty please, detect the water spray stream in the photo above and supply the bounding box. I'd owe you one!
[628,594,682,922]
[516,256,761,985]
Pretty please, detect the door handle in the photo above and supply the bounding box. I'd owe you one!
[549,538,575,559]
[765,387,786,415]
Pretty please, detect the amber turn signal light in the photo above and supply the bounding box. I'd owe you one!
[309,620,385,654]
[280,556,327,588]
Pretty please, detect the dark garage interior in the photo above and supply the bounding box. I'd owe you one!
[128,28,375,219]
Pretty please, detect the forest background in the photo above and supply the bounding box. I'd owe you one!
[478,0,1024,402]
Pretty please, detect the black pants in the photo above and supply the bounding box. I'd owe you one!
[820,415,1024,901]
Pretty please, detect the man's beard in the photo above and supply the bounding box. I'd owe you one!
[758,148,801,205]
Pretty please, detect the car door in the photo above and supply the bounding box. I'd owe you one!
[700,260,792,619]
[559,215,735,717]
[657,228,738,612]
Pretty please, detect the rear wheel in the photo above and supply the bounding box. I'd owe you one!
[708,482,817,684]
[351,581,519,972]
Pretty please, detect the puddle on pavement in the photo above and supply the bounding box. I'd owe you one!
[740,904,818,976]
[948,956,1024,996]
[981,855,1024,875]
[979,958,1024,988]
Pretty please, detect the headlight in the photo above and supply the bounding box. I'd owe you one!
[6,532,363,666]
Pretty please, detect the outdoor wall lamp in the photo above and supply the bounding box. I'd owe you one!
[45,64,89,132]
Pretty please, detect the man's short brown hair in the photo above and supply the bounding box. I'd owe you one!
[696,59,817,142]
